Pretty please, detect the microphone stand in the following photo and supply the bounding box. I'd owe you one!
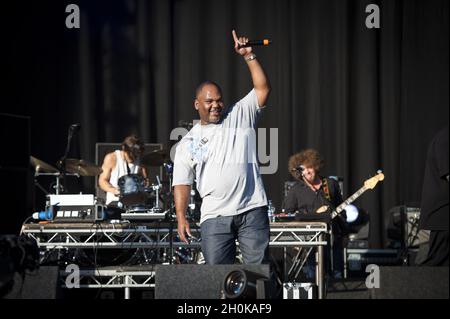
[58,125,77,194]
[163,162,175,265]
[302,173,338,279]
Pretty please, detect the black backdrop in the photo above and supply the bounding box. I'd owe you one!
[1,0,448,247]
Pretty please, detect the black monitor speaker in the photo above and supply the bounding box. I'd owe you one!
[0,113,31,235]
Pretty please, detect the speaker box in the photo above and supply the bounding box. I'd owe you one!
[346,249,401,278]
[371,266,449,299]
[0,113,31,235]
[385,206,422,248]
[326,279,370,299]
[3,266,62,299]
[0,113,30,169]
[155,264,270,299]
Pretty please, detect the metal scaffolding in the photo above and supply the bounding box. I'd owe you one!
[22,221,328,299]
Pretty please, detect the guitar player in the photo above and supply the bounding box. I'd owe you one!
[284,148,347,279]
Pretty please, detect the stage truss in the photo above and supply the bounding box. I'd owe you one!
[22,221,328,298]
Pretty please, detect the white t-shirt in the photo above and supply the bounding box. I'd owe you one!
[173,89,268,223]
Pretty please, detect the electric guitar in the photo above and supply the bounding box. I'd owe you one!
[316,171,385,219]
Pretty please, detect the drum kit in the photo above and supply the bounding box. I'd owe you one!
[117,149,172,220]
[30,149,203,264]
[30,155,103,195]
[29,148,197,222]
[117,173,166,220]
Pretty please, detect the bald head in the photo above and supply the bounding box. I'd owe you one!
[195,81,222,99]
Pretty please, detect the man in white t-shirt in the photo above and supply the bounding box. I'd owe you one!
[173,30,271,264]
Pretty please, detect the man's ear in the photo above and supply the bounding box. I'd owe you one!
[194,99,199,110]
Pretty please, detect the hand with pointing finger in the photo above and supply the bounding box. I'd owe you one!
[232,29,252,57]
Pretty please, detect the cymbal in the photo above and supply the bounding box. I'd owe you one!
[65,158,103,176]
[141,149,170,166]
[30,156,59,173]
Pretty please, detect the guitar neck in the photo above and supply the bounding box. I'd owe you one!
[332,185,368,219]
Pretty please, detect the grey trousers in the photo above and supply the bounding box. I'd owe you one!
[200,206,270,265]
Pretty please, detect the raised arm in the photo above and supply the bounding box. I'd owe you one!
[232,29,271,107]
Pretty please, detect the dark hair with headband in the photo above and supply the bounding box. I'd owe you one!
[121,134,145,161]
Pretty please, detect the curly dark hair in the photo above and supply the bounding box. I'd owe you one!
[288,149,324,180]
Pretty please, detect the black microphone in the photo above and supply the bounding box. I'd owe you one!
[291,165,305,172]
[238,39,272,48]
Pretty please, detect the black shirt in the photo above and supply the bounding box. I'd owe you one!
[284,177,343,215]
[419,126,449,231]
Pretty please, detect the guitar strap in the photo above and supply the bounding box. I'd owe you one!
[318,177,340,217]
[321,178,332,202]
